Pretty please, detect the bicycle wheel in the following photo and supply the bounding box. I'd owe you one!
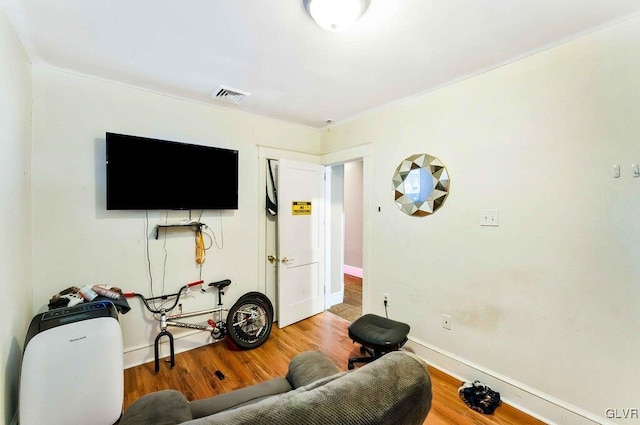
[236,291,274,318]
[226,296,273,350]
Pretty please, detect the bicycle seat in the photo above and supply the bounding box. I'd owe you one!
[209,279,231,290]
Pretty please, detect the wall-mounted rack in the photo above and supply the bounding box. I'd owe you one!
[155,223,205,240]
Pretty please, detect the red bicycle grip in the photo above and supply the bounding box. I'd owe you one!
[123,292,136,298]
[186,280,204,288]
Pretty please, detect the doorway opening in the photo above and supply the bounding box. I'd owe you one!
[326,160,363,323]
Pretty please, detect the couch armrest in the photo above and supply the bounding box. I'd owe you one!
[120,389,192,425]
[285,351,340,389]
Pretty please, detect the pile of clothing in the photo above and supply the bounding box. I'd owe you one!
[48,284,130,313]
[458,380,501,414]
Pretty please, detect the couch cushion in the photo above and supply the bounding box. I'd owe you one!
[119,389,192,425]
[189,377,292,418]
[285,350,340,388]
[183,351,432,425]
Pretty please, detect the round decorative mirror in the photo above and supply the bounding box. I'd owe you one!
[393,154,450,216]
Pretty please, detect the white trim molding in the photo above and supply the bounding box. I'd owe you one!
[258,145,321,162]
[321,143,371,165]
[405,337,616,425]
[328,290,344,308]
[319,143,372,313]
[343,265,363,278]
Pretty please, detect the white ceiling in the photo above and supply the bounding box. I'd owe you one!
[3,0,640,129]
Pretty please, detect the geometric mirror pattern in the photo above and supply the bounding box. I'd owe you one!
[393,153,450,217]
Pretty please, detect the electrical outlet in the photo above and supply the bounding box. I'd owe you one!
[481,209,499,227]
[442,314,452,330]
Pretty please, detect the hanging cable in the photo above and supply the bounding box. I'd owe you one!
[208,210,224,249]
[145,210,153,294]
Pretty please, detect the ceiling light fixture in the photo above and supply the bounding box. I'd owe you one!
[304,0,370,31]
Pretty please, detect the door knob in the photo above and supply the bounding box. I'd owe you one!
[267,255,278,264]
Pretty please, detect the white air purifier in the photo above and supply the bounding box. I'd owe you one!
[20,301,123,425]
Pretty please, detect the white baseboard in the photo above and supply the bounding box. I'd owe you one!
[328,290,344,308]
[404,337,614,425]
[123,330,219,369]
[343,265,363,278]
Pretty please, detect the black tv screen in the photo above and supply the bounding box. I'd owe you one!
[106,133,238,210]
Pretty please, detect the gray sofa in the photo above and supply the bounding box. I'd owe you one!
[119,350,432,425]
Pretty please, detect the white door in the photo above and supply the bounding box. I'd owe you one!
[277,159,325,328]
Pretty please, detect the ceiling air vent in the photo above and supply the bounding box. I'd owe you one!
[212,85,250,104]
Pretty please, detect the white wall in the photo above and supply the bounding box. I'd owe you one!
[0,8,32,425]
[30,66,320,366]
[322,16,640,425]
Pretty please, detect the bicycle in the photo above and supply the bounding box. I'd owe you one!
[124,279,273,373]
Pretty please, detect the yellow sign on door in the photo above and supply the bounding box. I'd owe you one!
[292,201,312,215]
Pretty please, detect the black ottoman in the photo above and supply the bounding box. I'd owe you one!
[347,314,410,370]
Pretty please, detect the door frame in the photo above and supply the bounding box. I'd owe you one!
[321,144,372,315]
[324,164,344,309]
[257,143,372,318]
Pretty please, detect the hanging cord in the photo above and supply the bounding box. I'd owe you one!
[208,210,224,249]
[145,210,154,295]
[195,225,206,264]
[194,209,223,269]
[144,210,172,310]
[160,210,169,298]
[196,210,205,277]
[144,211,160,309]
[266,159,278,216]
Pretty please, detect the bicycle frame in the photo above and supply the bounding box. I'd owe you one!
[125,279,273,373]
[166,305,263,337]
[125,280,225,373]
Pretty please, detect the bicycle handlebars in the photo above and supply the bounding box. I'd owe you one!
[124,280,204,314]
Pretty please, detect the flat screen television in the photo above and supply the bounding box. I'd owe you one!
[106,133,239,210]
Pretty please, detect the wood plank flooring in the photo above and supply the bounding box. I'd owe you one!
[123,312,545,425]
[327,274,363,322]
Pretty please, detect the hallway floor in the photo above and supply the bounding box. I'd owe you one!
[327,274,362,322]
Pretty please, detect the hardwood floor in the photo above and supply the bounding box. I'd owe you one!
[124,312,545,424]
